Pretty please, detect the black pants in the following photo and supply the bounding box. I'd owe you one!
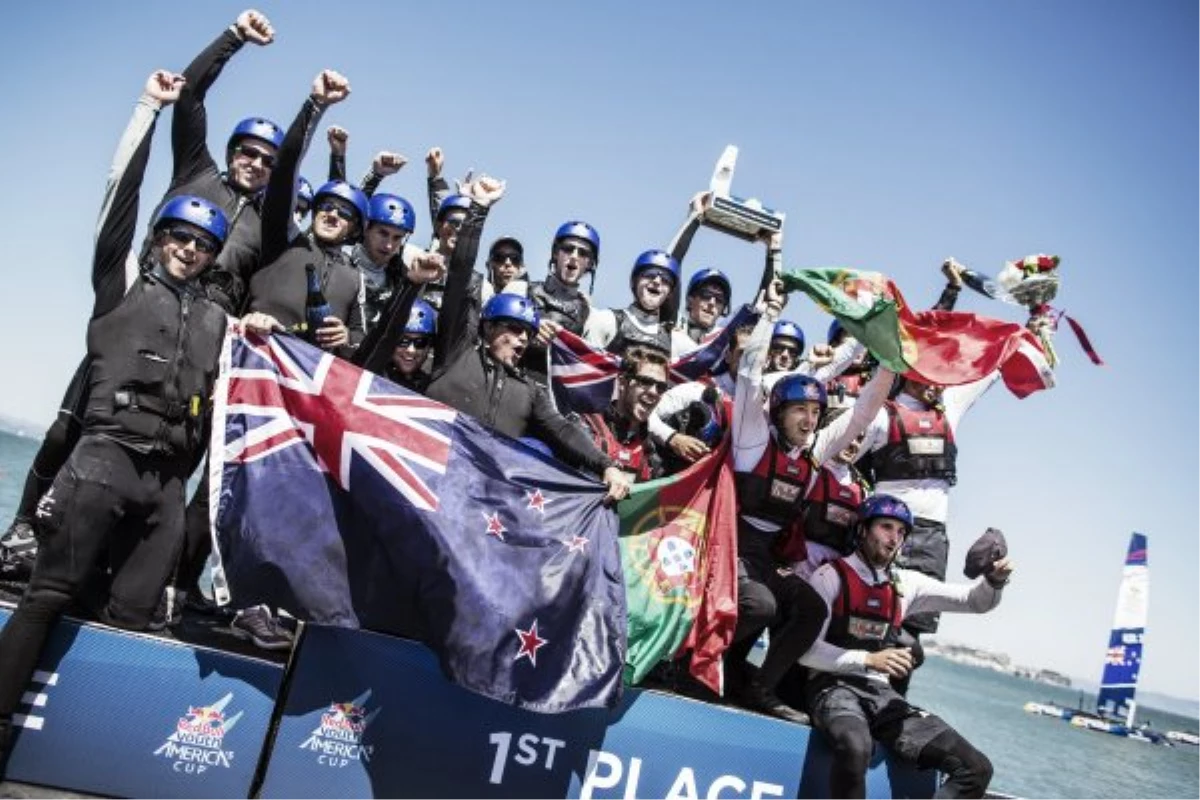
[10,358,90,525]
[728,521,828,689]
[895,516,948,634]
[812,679,992,799]
[176,471,213,594]
[0,436,188,723]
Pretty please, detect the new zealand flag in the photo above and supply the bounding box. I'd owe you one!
[207,332,626,712]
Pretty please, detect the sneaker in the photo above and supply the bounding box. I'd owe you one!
[146,587,185,632]
[740,676,811,725]
[229,605,294,651]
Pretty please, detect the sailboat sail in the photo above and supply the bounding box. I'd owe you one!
[1096,533,1148,724]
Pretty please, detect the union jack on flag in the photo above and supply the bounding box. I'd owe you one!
[1105,645,1127,666]
[221,333,457,511]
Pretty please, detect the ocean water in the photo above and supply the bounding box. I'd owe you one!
[907,656,1198,798]
[0,429,1197,798]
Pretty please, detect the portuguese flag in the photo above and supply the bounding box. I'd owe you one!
[620,440,738,694]
[782,268,1055,398]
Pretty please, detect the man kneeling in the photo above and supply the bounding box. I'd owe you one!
[801,495,1012,798]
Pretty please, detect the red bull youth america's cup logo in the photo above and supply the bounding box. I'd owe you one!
[153,693,242,775]
[300,690,381,768]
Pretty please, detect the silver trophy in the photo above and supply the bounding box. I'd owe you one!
[700,145,785,242]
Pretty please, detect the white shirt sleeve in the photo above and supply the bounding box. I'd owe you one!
[732,312,776,471]
[811,367,895,467]
[942,371,1001,430]
[648,381,707,444]
[899,568,1004,617]
[583,308,618,349]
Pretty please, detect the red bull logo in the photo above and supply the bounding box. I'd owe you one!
[154,693,242,775]
[178,704,227,737]
[321,701,368,735]
[302,692,380,767]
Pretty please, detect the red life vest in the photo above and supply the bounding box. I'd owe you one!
[799,467,867,555]
[871,401,958,485]
[735,436,816,529]
[827,369,869,402]
[583,412,654,482]
[826,559,904,652]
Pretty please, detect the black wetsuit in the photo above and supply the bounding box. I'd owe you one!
[424,202,614,475]
[0,99,226,744]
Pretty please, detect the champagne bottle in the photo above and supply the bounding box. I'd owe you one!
[304,264,333,340]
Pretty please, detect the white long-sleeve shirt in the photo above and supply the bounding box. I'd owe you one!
[857,372,1000,523]
[800,552,1004,683]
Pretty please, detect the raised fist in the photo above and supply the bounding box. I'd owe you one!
[425,147,444,178]
[467,175,506,207]
[373,151,407,176]
[311,70,351,106]
[145,70,186,105]
[941,258,964,288]
[235,9,275,45]
[408,251,446,285]
[326,125,349,156]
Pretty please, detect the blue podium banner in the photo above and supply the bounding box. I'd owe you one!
[0,606,283,799]
[260,625,936,798]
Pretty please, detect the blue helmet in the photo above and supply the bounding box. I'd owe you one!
[153,195,229,245]
[827,319,845,345]
[552,221,601,264]
[686,268,732,302]
[436,194,472,223]
[403,298,437,336]
[858,494,914,536]
[771,320,805,352]
[630,249,681,290]
[481,293,540,332]
[297,176,314,207]
[226,117,284,156]
[368,193,416,232]
[313,181,369,227]
[768,373,827,417]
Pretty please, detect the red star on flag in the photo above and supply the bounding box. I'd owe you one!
[483,511,507,541]
[514,620,548,666]
[526,489,548,514]
[566,535,590,554]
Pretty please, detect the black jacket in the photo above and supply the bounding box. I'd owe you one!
[250,95,365,359]
[425,202,614,475]
[142,27,265,314]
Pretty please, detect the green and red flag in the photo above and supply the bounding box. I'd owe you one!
[619,440,738,694]
[782,268,1055,398]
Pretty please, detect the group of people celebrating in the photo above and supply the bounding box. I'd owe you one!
[0,10,1055,798]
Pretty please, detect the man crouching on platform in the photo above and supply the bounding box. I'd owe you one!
[800,495,1013,798]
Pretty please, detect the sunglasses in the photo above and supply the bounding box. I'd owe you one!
[396,336,432,350]
[629,374,669,394]
[163,226,220,255]
[491,251,523,265]
[234,143,277,168]
[316,200,358,223]
[557,243,595,259]
[637,268,675,284]
[694,288,728,304]
[770,343,800,356]
[442,215,467,230]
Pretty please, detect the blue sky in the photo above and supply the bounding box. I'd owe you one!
[0,2,1195,701]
